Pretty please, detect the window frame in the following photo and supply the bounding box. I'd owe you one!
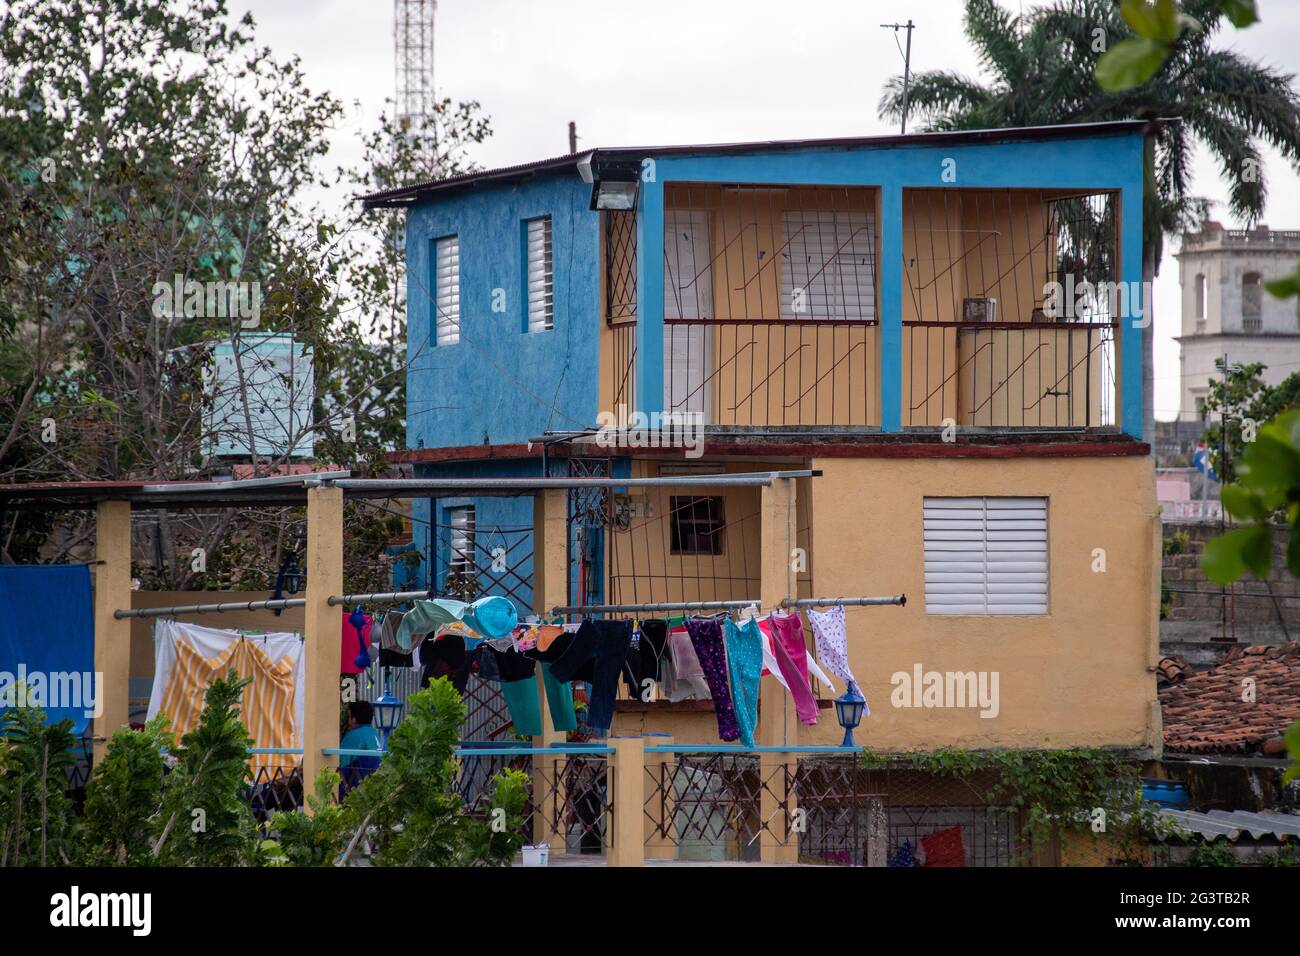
[922,496,1049,616]
[524,216,554,333]
[433,234,461,346]
[668,495,726,556]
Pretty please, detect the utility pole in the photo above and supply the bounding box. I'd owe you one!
[569,121,578,155]
[881,20,915,134]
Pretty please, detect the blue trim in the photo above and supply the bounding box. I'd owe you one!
[635,176,665,416]
[880,184,903,431]
[1120,184,1145,437]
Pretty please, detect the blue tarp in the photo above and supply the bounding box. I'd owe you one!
[0,564,96,736]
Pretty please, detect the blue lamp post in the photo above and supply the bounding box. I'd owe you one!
[834,682,866,748]
[371,673,404,748]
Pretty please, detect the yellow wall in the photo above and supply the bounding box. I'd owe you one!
[800,454,1159,750]
[613,453,1159,753]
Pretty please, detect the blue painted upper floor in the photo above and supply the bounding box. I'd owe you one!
[363,121,1156,452]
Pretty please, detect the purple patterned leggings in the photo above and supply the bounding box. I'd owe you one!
[686,617,739,742]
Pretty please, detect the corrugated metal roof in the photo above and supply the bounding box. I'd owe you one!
[1159,808,1300,841]
[360,119,1167,208]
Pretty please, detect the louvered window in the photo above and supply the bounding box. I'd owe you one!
[448,505,476,574]
[526,217,553,332]
[434,235,460,346]
[923,497,1048,614]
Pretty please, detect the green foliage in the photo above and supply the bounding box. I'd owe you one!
[1163,531,1190,555]
[334,678,526,867]
[81,715,172,865]
[1202,411,1300,583]
[1181,841,1238,866]
[1199,361,1300,484]
[861,746,1170,862]
[0,702,80,866]
[152,670,263,866]
[265,767,346,867]
[1097,0,1204,91]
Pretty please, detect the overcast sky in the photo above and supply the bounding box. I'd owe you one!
[233,0,1300,422]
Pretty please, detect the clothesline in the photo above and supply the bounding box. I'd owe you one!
[548,595,906,616]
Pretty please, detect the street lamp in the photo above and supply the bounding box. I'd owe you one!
[834,682,867,748]
[371,673,404,748]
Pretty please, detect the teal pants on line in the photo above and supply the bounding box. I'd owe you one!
[501,663,576,736]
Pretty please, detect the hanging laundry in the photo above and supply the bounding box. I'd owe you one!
[724,618,763,748]
[539,662,577,732]
[664,621,711,701]
[148,620,304,772]
[340,609,373,675]
[806,604,859,688]
[621,618,669,699]
[0,564,94,737]
[760,612,819,726]
[537,619,632,736]
[377,609,415,653]
[756,615,836,699]
[483,645,543,737]
[685,617,738,742]
[419,634,470,694]
[395,595,519,650]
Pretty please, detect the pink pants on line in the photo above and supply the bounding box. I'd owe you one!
[762,613,819,726]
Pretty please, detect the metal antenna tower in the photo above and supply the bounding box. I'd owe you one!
[394,0,437,146]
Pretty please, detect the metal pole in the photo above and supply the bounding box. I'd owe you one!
[901,19,913,135]
[549,595,905,616]
[328,589,432,607]
[881,20,915,134]
[114,596,307,619]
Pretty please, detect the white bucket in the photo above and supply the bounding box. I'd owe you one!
[521,844,550,867]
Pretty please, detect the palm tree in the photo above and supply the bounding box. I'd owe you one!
[879,0,1300,443]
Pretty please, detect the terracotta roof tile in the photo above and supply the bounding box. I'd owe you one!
[1160,643,1300,755]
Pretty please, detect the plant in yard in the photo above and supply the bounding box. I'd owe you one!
[263,767,347,867]
[81,715,172,865]
[334,677,527,867]
[0,702,79,866]
[151,671,264,866]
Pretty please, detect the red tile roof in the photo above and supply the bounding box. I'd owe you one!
[1161,643,1300,755]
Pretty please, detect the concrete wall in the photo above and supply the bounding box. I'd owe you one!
[1161,521,1300,659]
[796,454,1159,750]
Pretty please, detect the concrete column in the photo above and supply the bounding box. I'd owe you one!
[302,484,343,807]
[532,489,568,849]
[92,500,132,766]
[634,176,665,418]
[758,478,799,864]
[643,733,675,859]
[607,736,645,867]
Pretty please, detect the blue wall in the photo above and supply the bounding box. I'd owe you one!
[405,171,600,450]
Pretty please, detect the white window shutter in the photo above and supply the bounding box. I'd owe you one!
[435,235,460,346]
[526,217,553,332]
[780,210,876,321]
[449,505,475,572]
[924,497,1047,614]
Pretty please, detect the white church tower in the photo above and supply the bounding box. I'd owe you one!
[1176,221,1300,421]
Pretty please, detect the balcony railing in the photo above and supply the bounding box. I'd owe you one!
[602,185,1123,431]
[902,320,1116,429]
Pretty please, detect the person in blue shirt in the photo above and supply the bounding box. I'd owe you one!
[339,701,383,793]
